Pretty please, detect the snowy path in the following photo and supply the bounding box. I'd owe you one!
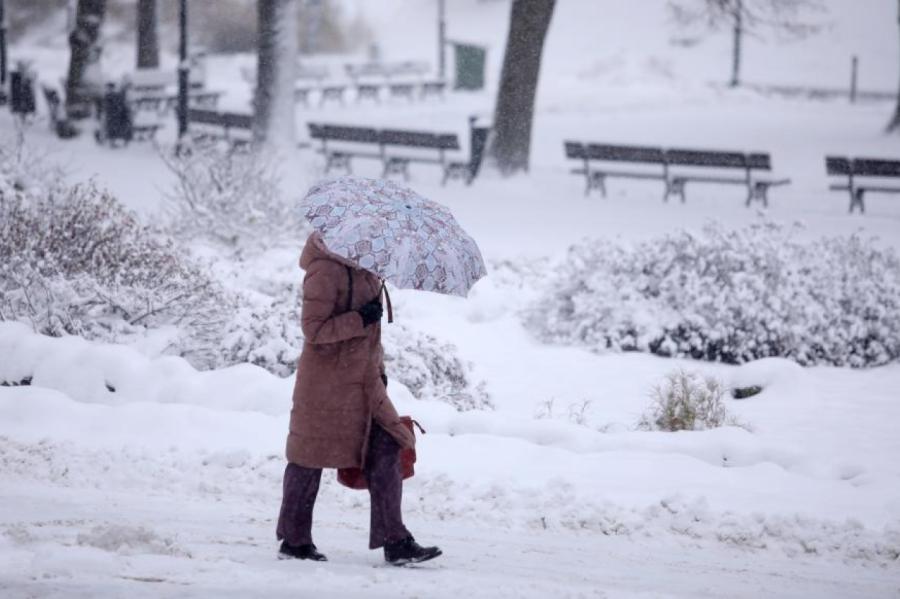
[2,476,898,599]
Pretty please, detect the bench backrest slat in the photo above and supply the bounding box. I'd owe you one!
[564,141,587,160]
[666,149,746,168]
[380,129,435,147]
[825,156,852,175]
[308,123,325,140]
[380,129,459,150]
[321,124,380,143]
[189,108,252,130]
[224,112,253,130]
[745,153,772,170]
[434,133,461,151]
[588,144,666,164]
[188,108,220,125]
[853,158,900,177]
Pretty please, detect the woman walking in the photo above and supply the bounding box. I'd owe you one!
[276,231,442,566]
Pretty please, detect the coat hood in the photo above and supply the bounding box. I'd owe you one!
[300,231,360,270]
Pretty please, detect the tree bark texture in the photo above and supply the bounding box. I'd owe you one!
[65,0,106,119]
[254,0,298,149]
[136,0,159,69]
[888,0,900,132]
[487,0,556,176]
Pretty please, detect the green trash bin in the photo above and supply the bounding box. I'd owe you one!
[453,43,486,91]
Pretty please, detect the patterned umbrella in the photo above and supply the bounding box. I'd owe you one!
[302,176,486,297]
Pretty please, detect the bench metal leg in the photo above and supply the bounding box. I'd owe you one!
[850,188,866,214]
[588,172,607,198]
[325,154,352,175]
[746,183,769,208]
[664,179,686,203]
[441,165,475,186]
[382,159,411,182]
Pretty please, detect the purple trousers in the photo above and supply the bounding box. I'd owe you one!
[276,423,410,550]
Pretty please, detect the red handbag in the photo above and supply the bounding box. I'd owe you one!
[337,417,423,490]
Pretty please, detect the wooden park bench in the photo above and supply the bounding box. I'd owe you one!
[664,149,790,206]
[388,82,416,102]
[129,89,222,116]
[345,61,435,105]
[294,64,330,107]
[319,84,347,106]
[565,141,791,206]
[307,124,382,173]
[308,117,489,185]
[419,80,447,100]
[129,68,205,94]
[356,82,382,103]
[826,156,900,213]
[379,129,461,180]
[188,108,252,147]
[565,143,668,196]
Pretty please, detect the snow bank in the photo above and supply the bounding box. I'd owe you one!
[3,320,900,566]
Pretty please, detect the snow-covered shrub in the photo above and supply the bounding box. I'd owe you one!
[0,131,67,199]
[159,140,303,255]
[382,324,492,411]
[216,284,302,377]
[0,180,232,362]
[529,221,900,368]
[638,370,742,432]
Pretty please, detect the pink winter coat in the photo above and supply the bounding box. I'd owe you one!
[286,232,414,469]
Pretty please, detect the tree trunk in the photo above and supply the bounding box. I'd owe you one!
[887,0,900,132]
[1,0,8,91]
[729,0,743,87]
[136,0,159,69]
[65,0,106,120]
[487,0,556,175]
[253,0,298,149]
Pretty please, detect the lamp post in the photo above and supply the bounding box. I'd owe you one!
[177,0,189,141]
[0,0,8,104]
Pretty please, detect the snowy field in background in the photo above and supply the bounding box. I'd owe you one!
[3,0,900,597]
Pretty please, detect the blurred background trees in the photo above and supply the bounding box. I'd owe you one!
[7,0,370,55]
[65,0,106,119]
[253,0,298,147]
[136,0,159,68]
[668,0,824,87]
[887,0,900,132]
[487,0,556,175]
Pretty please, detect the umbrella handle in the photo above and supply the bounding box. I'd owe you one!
[381,280,394,324]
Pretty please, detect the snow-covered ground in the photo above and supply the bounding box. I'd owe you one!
[3,1,900,597]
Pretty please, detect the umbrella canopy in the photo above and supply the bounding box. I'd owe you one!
[302,176,486,297]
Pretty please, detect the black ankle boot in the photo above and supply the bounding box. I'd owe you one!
[278,541,327,561]
[384,536,442,566]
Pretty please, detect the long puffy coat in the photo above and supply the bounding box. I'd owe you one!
[286,232,414,469]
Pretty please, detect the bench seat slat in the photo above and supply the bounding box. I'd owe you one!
[585,169,666,181]
[384,155,444,165]
[857,185,900,194]
[673,175,747,185]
